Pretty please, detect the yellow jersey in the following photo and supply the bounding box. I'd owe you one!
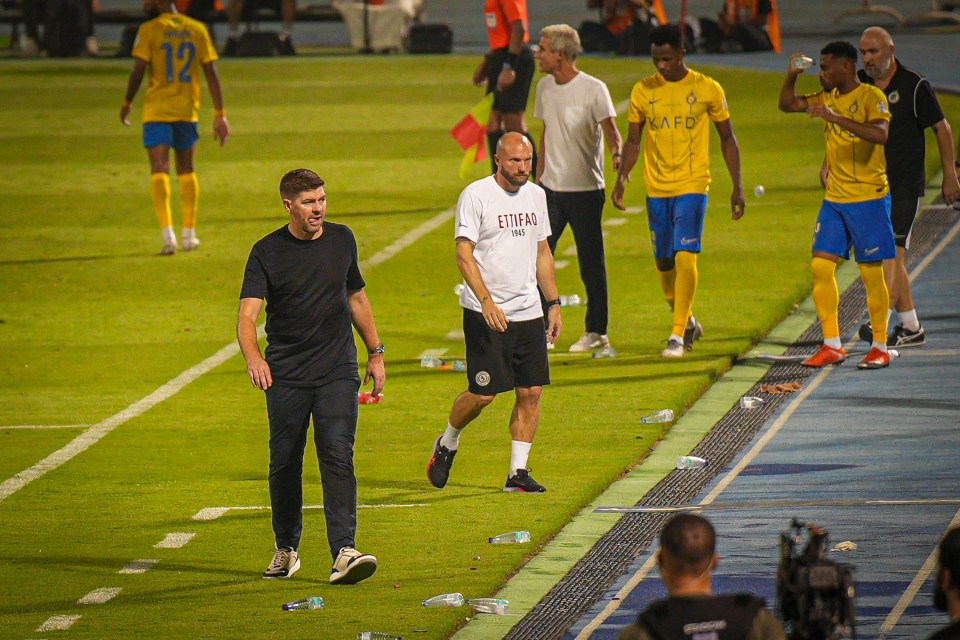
[627,70,730,198]
[804,84,890,203]
[133,12,217,123]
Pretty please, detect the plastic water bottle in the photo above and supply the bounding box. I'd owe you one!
[640,409,674,424]
[467,598,509,614]
[739,396,764,409]
[357,391,382,405]
[421,356,445,368]
[792,55,814,70]
[282,596,324,611]
[559,294,582,307]
[488,531,531,544]
[676,455,707,470]
[422,592,465,607]
[357,633,401,640]
[592,347,617,359]
[449,360,467,372]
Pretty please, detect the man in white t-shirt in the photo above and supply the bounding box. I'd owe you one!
[535,24,622,354]
[426,132,563,493]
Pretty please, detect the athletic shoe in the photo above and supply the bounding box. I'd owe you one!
[568,332,605,353]
[18,36,40,58]
[426,436,457,489]
[181,236,200,252]
[857,323,873,344]
[504,468,547,493]
[801,345,846,368]
[160,242,177,256]
[277,35,296,55]
[661,338,684,358]
[263,547,299,579]
[330,546,377,585]
[888,323,925,348]
[857,347,890,369]
[84,36,99,56]
[222,36,239,57]
[683,320,704,351]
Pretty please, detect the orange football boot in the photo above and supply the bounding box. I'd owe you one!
[801,345,846,368]
[857,347,890,369]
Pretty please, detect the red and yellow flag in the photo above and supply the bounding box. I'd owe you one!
[450,93,494,179]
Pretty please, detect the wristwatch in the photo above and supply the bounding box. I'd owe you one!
[368,342,385,355]
[546,299,561,308]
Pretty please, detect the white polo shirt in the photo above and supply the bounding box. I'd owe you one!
[455,175,551,321]
[535,71,617,192]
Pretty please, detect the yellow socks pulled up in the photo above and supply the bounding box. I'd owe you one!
[150,172,172,229]
[859,261,889,348]
[672,251,698,337]
[811,256,840,343]
[178,172,199,231]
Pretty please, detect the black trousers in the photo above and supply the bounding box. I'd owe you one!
[542,186,609,335]
[264,377,360,559]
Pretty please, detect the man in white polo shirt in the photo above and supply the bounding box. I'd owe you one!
[426,132,563,493]
[535,23,622,353]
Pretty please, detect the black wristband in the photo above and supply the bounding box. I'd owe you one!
[546,299,561,307]
[505,52,519,68]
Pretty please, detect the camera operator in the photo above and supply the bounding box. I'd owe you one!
[929,526,960,640]
[617,513,787,640]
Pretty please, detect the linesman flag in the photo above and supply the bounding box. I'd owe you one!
[450,93,494,179]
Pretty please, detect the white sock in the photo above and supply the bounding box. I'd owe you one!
[686,315,697,330]
[161,226,176,245]
[182,227,197,240]
[872,340,888,353]
[898,309,920,332]
[440,422,462,450]
[509,440,531,478]
[669,333,683,344]
[824,336,842,350]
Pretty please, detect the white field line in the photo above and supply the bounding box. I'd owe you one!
[562,244,578,256]
[78,587,122,605]
[623,206,644,214]
[154,532,195,549]
[553,259,570,270]
[0,207,456,505]
[419,348,448,359]
[1,424,90,430]
[603,217,628,226]
[118,559,158,574]
[444,329,464,341]
[192,502,429,521]
[36,615,81,632]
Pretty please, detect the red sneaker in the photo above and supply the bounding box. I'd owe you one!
[857,347,890,369]
[801,345,847,368]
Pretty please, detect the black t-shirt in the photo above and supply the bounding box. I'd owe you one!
[859,61,945,197]
[240,222,365,387]
[928,620,960,640]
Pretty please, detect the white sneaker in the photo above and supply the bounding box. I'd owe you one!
[85,36,99,56]
[661,338,684,358]
[262,546,299,579]
[568,332,605,353]
[159,242,177,256]
[181,236,200,251]
[18,36,40,57]
[330,546,377,585]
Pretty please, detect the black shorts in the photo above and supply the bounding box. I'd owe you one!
[889,190,921,249]
[463,308,550,395]
[485,45,535,115]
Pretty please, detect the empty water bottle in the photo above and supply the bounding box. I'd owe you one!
[467,598,509,614]
[422,592,465,607]
[739,396,764,409]
[676,455,707,470]
[559,294,582,307]
[282,596,324,611]
[591,347,617,359]
[488,531,531,544]
[449,360,467,372]
[792,55,814,70]
[421,356,445,368]
[357,633,401,640]
[357,391,383,405]
[640,409,674,424]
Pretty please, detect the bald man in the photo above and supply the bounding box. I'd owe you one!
[426,132,562,494]
[855,26,960,349]
[617,513,787,640]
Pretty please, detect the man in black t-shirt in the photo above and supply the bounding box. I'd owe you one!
[855,27,960,349]
[928,527,960,640]
[237,168,386,585]
[617,514,786,640]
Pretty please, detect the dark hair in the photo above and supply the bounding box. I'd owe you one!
[820,41,858,63]
[279,168,325,201]
[660,513,716,574]
[941,527,960,583]
[650,23,684,51]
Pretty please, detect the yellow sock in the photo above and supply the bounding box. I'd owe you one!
[672,251,698,337]
[859,261,889,345]
[658,267,677,311]
[811,256,840,340]
[178,172,199,231]
[150,173,172,229]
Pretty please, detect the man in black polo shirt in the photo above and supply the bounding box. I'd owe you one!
[616,513,786,640]
[855,27,960,348]
[237,168,385,584]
